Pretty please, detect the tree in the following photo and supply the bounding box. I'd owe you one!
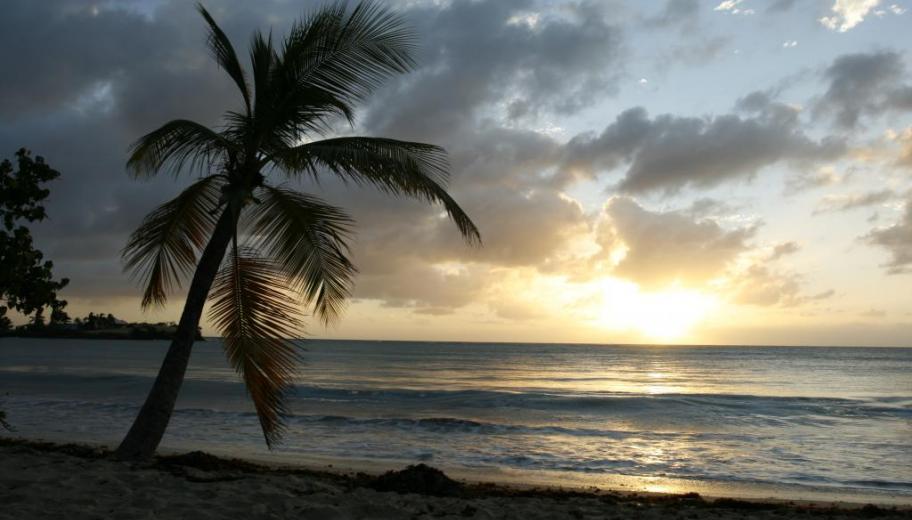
[115,2,480,460]
[0,149,69,332]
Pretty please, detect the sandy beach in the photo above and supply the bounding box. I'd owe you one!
[2,439,908,520]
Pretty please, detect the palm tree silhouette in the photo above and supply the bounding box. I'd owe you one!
[115,1,479,460]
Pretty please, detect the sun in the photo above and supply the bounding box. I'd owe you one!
[595,281,717,342]
[627,290,716,341]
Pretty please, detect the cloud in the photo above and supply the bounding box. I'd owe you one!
[814,189,897,213]
[769,241,800,260]
[643,0,700,28]
[864,196,912,274]
[732,265,804,306]
[658,36,731,69]
[814,51,912,128]
[0,0,899,334]
[714,1,755,15]
[352,260,490,313]
[0,0,305,311]
[684,198,742,219]
[766,0,799,12]
[362,0,624,135]
[886,127,912,167]
[593,199,828,308]
[596,198,755,289]
[819,0,881,31]
[730,262,836,308]
[561,107,844,194]
[0,0,627,317]
[293,125,592,314]
[786,166,842,193]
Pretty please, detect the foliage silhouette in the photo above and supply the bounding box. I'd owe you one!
[115,1,479,460]
[0,149,69,332]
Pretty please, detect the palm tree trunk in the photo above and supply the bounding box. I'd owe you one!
[114,210,235,460]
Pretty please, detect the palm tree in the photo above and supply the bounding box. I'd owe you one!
[114,1,479,460]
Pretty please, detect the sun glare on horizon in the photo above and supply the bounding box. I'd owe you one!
[595,282,718,342]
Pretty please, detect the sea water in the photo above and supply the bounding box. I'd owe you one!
[1,338,910,502]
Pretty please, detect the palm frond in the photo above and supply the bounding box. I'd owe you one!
[127,119,234,178]
[209,247,304,447]
[250,29,277,120]
[248,186,357,324]
[246,1,413,147]
[276,137,481,244]
[197,3,251,114]
[123,176,223,308]
[282,1,416,104]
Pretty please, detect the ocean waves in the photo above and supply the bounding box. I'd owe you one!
[3,369,910,427]
[2,339,911,498]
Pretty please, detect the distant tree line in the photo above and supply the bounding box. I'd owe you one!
[4,311,202,341]
[0,150,201,341]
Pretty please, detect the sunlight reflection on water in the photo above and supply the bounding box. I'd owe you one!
[1,338,910,503]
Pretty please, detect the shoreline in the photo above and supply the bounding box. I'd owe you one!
[170,445,912,508]
[12,432,912,507]
[3,437,909,519]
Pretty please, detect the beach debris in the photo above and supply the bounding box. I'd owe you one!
[368,464,465,497]
[155,450,254,482]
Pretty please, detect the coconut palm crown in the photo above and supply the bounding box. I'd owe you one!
[116,1,479,458]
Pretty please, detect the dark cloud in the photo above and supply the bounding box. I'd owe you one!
[864,197,912,274]
[641,2,729,71]
[0,0,294,308]
[0,0,626,314]
[0,2,159,120]
[562,107,844,194]
[814,51,912,129]
[597,197,755,288]
[362,0,624,136]
[886,86,912,112]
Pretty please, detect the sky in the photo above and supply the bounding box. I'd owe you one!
[2,0,911,346]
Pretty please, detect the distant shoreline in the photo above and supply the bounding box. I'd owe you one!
[1,329,203,341]
[305,338,912,349]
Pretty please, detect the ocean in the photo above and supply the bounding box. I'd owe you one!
[1,338,910,502]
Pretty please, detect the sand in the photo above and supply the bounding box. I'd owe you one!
[1,439,908,520]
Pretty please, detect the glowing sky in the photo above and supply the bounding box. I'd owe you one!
[2,0,911,345]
